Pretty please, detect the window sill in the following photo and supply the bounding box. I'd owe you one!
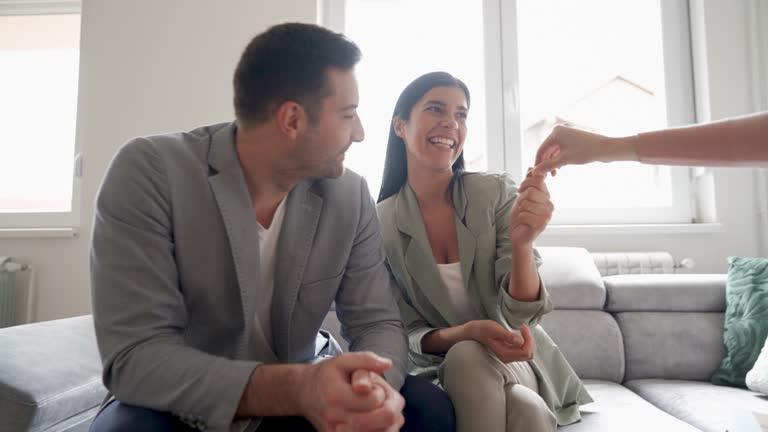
[541,223,722,237]
[0,228,79,239]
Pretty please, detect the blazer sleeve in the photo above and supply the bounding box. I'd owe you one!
[384,260,447,367]
[333,178,409,390]
[90,139,259,431]
[492,174,553,328]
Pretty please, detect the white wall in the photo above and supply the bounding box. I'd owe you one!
[0,0,765,322]
[0,0,317,322]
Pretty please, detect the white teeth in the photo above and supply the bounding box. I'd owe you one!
[429,137,455,148]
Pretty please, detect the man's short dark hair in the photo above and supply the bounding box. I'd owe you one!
[233,22,362,125]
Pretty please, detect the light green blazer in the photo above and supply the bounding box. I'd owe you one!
[377,172,593,426]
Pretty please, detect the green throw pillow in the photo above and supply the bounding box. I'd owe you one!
[712,256,768,388]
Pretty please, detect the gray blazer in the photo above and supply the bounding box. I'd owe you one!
[90,122,407,432]
[377,172,592,426]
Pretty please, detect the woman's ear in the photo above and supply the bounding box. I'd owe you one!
[393,117,405,139]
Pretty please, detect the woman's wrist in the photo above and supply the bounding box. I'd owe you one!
[462,321,479,342]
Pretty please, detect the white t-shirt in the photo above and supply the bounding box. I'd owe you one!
[436,261,476,323]
[254,197,287,346]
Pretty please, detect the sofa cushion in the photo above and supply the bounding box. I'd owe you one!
[538,247,606,310]
[540,310,624,382]
[604,274,726,312]
[559,379,699,431]
[616,312,725,381]
[625,379,768,432]
[712,256,768,388]
[0,316,107,432]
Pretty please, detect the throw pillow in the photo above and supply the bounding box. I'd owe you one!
[746,335,768,394]
[711,256,768,388]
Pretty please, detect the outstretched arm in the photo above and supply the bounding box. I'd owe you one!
[533,111,768,175]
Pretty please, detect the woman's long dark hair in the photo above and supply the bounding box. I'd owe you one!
[377,72,471,203]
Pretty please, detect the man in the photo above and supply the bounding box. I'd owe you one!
[89,23,455,432]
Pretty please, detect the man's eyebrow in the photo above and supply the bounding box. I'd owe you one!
[339,104,358,112]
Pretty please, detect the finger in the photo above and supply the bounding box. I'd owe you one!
[352,370,373,395]
[534,133,560,165]
[499,332,523,347]
[348,380,404,431]
[488,343,528,363]
[512,212,550,232]
[347,402,400,431]
[518,172,547,190]
[516,187,550,205]
[517,175,549,195]
[520,325,535,354]
[335,351,393,375]
[324,381,385,416]
[512,200,553,219]
[532,155,564,177]
[490,331,522,347]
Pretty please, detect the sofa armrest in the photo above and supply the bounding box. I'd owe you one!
[0,315,107,432]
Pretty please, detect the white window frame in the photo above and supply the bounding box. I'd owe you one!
[0,0,82,230]
[323,0,696,225]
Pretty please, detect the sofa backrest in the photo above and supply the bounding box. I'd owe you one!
[605,274,726,381]
[537,247,727,383]
[324,246,728,385]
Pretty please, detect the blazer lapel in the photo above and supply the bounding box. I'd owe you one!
[397,185,457,326]
[272,181,322,361]
[452,178,477,294]
[207,123,276,359]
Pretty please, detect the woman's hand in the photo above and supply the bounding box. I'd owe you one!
[532,125,639,176]
[468,320,536,363]
[509,172,553,248]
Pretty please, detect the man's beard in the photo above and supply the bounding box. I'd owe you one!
[293,135,344,180]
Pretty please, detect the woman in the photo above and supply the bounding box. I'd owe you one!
[377,72,592,432]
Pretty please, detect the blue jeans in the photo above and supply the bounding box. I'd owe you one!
[90,375,455,432]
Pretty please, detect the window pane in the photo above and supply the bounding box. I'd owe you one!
[0,14,80,213]
[517,0,675,210]
[344,0,487,197]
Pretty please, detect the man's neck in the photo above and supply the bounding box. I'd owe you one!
[235,126,301,227]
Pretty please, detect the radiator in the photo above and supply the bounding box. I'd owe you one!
[0,257,31,328]
[590,251,689,276]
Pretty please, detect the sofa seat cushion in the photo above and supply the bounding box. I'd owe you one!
[0,316,107,432]
[537,247,606,310]
[560,380,699,431]
[625,379,768,432]
[605,274,726,312]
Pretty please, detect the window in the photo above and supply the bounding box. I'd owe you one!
[330,0,492,198]
[0,3,81,229]
[324,0,696,224]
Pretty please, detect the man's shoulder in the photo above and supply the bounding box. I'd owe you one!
[312,167,368,202]
[120,122,230,159]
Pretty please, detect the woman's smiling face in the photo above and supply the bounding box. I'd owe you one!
[394,85,468,173]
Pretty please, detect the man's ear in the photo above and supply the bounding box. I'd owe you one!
[393,117,406,138]
[275,101,307,140]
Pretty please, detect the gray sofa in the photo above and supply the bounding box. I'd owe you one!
[2,246,767,431]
